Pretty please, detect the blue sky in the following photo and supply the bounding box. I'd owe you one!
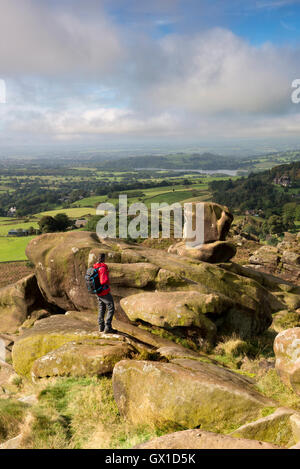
[1,0,300,148]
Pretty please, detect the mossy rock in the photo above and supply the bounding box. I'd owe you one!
[230,407,296,447]
[113,358,275,433]
[12,314,99,377]
[31,338,135,379]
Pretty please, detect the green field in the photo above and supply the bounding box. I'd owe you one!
[0,236,36,262]
[0,221,39,236]
[36,207,96,218]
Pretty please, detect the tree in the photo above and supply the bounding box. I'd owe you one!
[38,216,58,233]
[54,213,73,231]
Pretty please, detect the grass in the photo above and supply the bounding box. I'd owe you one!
[0,236,36,262]
[36,207,96,218]
[0,221,39,236]
[256,369,300,410]
[20,377,163,449]
[0,399,27,443]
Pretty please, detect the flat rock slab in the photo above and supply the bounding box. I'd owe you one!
[113,359,275,433]
[230,407,297,447]
[32,338,134,379]
[134,429,281,449]
[120,290,231,329]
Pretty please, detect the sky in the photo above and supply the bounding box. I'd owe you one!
[1,0,300,151]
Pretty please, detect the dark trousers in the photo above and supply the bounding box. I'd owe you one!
[97,293,115,328]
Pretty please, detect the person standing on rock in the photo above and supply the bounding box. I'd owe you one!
[93,253,115,334]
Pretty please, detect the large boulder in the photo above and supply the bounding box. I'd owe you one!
[168,202,235,263]
[134,429,280,449]
[31,338,134,379]
[113,359,275,433]
[139,248,275,337]
[0,274,49,333]
[274,328,300,395]
[24,232,281,338]
[26,231,101,311]
[120,291,232,346]
[25,232,158,313]
[169,240,236,263]
[12,313,99,376]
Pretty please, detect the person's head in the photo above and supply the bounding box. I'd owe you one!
[98,253,106,263]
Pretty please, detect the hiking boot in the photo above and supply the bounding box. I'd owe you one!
[104,326,115,334]
[99,323,105,333]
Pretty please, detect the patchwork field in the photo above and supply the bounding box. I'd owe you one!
[0,236,36,262]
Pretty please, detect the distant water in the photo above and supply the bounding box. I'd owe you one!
[135,168,238,176]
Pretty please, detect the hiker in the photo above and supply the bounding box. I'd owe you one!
[93,253,115,334]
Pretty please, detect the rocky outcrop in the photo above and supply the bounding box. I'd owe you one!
[0,274,51,333]
[247,233,300,285]
[31,338,134,379]
[274,327,300,395]
[168,202,235,263]
[21,231,284,340]
[134,429,281,449]
[120,291,230,345]
[113,359,275,433]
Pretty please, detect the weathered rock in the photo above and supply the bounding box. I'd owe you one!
[121,290,229,329]
[31,338,134,379]
[113,359,275,432]
[169,240,236,263]
[12,314,99,376]
[134,429,281,449]
[290,413,300,443]
[0,274,48,333]
[249,246,279,269]
[282,251,300,266]
[106,263,158,288]
[274,327,300,395]
[184,202,234,244]
[230,407,296,447]
[168,202,234,263]
[139,248,275,337]
[26,232,158,313]
[0,434,23,450]
[26,231,101,311]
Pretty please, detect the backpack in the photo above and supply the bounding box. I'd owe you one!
[85,267,107,295]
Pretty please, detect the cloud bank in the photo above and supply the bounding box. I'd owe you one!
[0,0,300,143]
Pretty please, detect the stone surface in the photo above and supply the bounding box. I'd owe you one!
[31,338,134,379]
[168,202,235,263]
[0,274,48,333]
[169,240,236,263]
[0,434,23,449]
[274,327,300,395]
[121,290,229,330]
[26,231,101,311]
[290,413,300,443]
[230,407,296,447]
[134,429,281,449]
[12,313,99,376]
[113,359,275,432]
[249,246,279,269]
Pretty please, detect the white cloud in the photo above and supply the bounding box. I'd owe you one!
[0,0,123,76]
[0,1,300,143]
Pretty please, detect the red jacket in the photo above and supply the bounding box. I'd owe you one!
[93,262,110,297]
